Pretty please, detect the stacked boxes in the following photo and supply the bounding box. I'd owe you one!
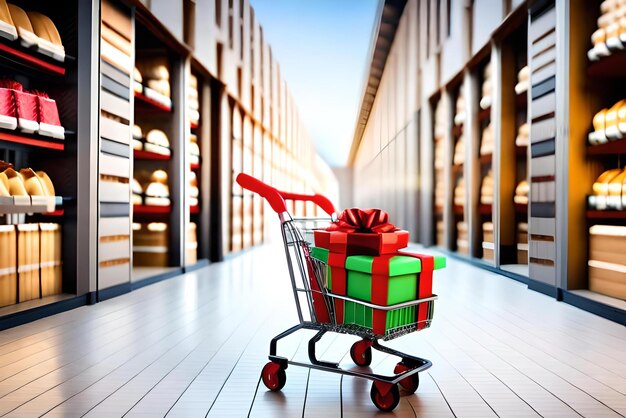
[0,223,62,306]
[588,225,626,299]
[311,210,446,337]
[311,245,445,335]
[0,225,16,307]
[133,222,169,267]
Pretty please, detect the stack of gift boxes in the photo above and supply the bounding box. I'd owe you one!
[0,222,61,308]
[309,209,445,337]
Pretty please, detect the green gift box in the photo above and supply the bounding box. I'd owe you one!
[310,246,445,335]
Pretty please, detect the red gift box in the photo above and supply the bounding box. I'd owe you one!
[314,229,409,256]
[314,208,409,256]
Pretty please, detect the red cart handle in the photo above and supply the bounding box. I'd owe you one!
[279,191,336,216]
[236,173,336,216]
[236,173,287,214]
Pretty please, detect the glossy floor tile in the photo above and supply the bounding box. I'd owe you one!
[0,243,625,417]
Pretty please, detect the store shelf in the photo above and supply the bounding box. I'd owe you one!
[587,50,626,78]
[0,195,62,215]
[0,129,66,151]
[587,140,626,156]
[480,153,492,164]
[133,205,171,215]
[43,209,64,217]
[479,107,491,121]
[479,204,492,215]
[586,210,626,220]
[134,91,172,112]
[134,149,171,161]
[0,40,69,77]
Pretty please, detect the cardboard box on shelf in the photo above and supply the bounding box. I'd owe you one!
[589,225,626,265]
[588,261,626,300]
[482,241,494,261]
[517,222,528,244]
[17,224,40,302]
[483,222,494,243]
[517,243,529,264]
[0,225,16,307]
[40,223,62,297]
[133,223,169,267]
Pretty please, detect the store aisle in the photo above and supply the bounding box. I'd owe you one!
[0,244,625,417]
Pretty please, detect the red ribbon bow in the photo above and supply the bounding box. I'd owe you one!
[327,208,397,233]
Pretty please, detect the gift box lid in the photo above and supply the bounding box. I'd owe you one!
[310,246,446,272]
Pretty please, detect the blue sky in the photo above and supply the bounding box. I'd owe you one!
[250,0,379,167]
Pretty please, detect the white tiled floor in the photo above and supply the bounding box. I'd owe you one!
[0,244,625,417]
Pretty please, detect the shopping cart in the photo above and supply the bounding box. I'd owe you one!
[236,173,437,412]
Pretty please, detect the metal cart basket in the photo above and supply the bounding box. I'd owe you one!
[236,173,438,412]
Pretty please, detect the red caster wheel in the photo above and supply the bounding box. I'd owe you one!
[261,362,286,392]
[350,339,372,367]
[394,362,420,394]
[370,381,400,412]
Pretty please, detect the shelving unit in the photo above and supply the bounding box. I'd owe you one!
[450,81,467,255]
[568,0,626,307]
[131,14,184,281]
[499,12,529,276]
[473,56,494,263]
[0,0,79,312]
[0,0,339,328]
[185,66,204,265]
[432,94,446,248]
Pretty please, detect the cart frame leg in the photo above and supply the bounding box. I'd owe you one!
[372,339,429,367]
[268,323,304,367]
[308,330,338,368]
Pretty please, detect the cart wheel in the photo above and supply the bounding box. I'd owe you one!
[370,381,400,412]
[394,362,420,394]
[350,340,372,367]
[261,362,286,392]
